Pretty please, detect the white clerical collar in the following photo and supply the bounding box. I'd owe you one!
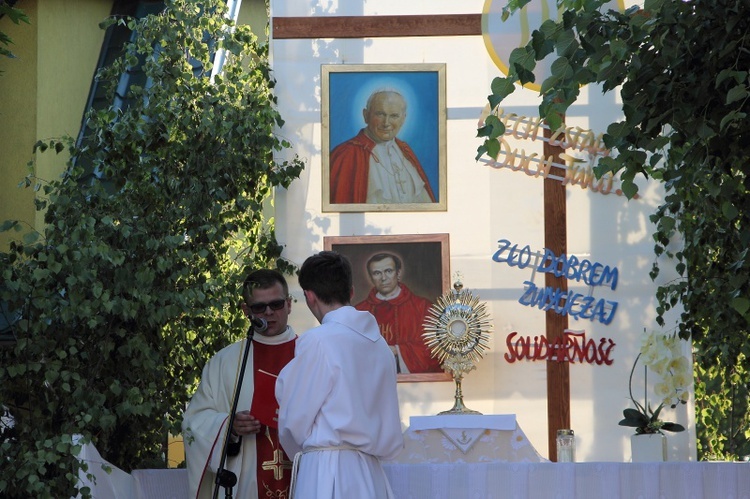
[376,286,402,301]
[253,326,296,345]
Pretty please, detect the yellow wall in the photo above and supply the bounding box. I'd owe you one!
[0,0,272,250]
[168,434,185,468]
[237,0,268,42]
[0,0,111,249]
[0,1,38,250]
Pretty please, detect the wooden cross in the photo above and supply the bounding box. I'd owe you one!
[272,12,570,460]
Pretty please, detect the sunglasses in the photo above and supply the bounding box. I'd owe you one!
[248,299,287,315]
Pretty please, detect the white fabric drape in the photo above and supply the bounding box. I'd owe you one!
[382,462,750,499]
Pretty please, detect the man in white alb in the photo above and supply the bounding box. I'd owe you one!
[329,89,436,204]
[276,251,404,498]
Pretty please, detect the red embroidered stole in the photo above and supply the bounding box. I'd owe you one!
[252,340,295,498]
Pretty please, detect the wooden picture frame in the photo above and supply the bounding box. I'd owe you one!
[324,233,451,382]
[321,63,447,212]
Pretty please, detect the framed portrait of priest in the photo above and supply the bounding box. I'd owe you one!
[324,233,451,382]
[321,63,447,213]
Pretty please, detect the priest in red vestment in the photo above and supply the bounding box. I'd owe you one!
[329,90,436,205]
[182,269,297,499]
[355,253,442,373]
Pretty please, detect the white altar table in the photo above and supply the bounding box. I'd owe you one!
[77,425,750,499]
[381,461,750,499]
[76,459,750,499]
[380,415,748,499]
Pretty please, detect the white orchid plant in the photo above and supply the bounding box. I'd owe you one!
[619,330,690,434]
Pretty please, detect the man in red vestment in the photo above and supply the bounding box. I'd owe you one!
[329,90,437,205]
[355,253,442,373]
[182,269,297,499]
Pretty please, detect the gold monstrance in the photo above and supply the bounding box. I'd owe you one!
[422,280,492,415]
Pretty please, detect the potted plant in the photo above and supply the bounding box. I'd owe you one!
[619,330,689,461]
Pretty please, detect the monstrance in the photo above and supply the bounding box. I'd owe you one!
[422,279,492,415]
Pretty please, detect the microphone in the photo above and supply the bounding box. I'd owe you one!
[249,316,268,333]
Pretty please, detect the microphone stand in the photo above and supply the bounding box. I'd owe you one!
[212,320,261,499]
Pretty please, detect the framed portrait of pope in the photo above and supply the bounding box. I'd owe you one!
[321,63,447,213]
[324,233,451,382]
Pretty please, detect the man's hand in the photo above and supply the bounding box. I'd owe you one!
[231,410,261,436]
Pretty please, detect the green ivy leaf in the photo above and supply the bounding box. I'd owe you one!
[726,84,748,105]
[490,77,517,102]
[721,201,739,221]
[731,297,750,316]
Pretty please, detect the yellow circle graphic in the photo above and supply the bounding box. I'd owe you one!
[482,0,625,92]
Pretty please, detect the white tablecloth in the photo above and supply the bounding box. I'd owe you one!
[77,440,187,499]
[389,415,546,464]
[382,461,750,499]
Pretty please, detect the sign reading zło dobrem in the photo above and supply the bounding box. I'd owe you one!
[493,238,619,365]
[493,238,618,325]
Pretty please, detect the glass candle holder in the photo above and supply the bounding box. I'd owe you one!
[556,429,575,462]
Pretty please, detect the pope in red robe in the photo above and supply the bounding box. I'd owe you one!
[329,129,436,204]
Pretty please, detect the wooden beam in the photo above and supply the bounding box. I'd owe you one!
[272,14,482,39]
[543,125,570,461]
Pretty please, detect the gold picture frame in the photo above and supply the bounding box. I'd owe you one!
[324,233,451,382]
[322,63,447,213]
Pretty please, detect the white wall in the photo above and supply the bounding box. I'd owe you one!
[266,0,695,462]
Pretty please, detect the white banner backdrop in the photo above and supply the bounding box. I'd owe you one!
[266,0,694,462]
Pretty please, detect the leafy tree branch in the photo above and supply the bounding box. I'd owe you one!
[0,1,303,496]
[478,0,750,459]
